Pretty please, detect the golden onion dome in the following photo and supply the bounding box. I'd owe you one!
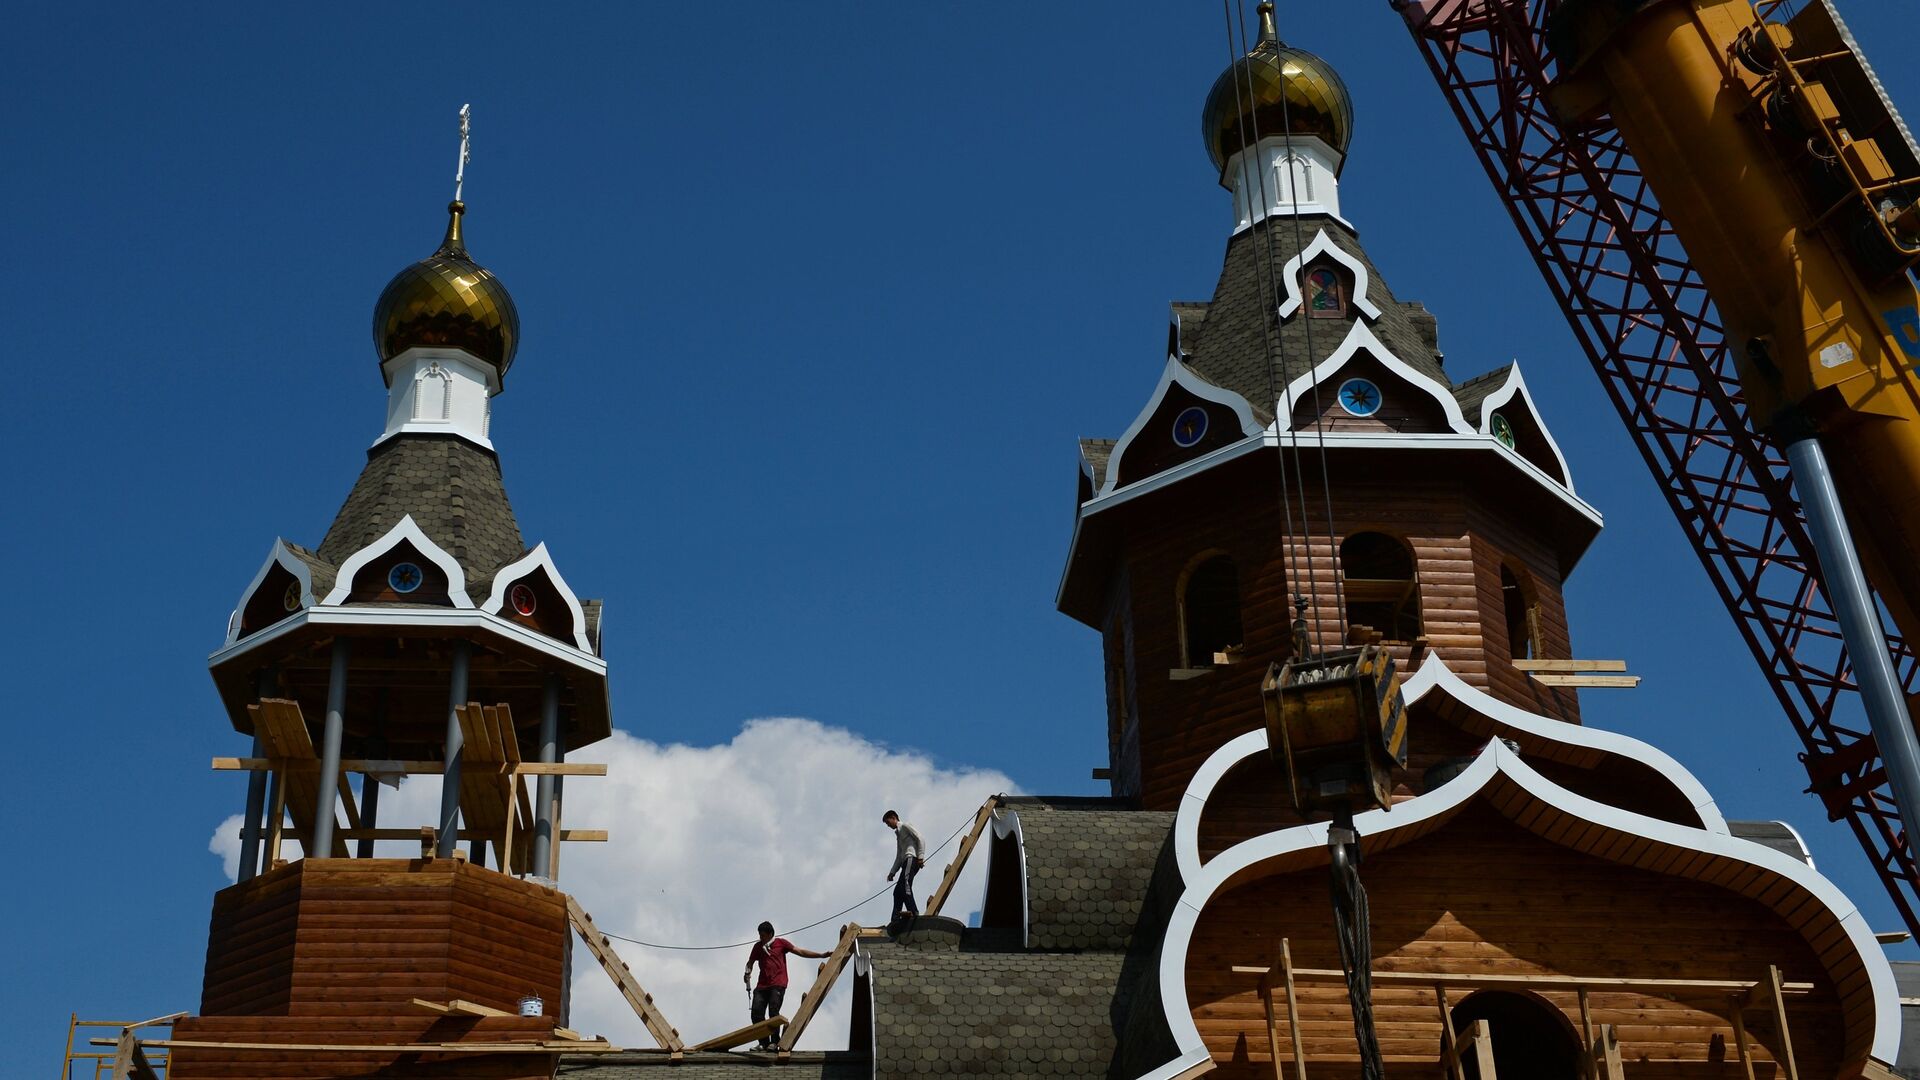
[1201,2,1354,185]
[372,201,520,383]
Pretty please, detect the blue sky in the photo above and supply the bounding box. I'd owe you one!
[8,0,1920,1054]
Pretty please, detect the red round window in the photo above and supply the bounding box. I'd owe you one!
[509,583,538,617]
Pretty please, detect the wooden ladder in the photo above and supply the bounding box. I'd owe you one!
[775,923,865,1055]
[565,896,685,1055]
[923,795,1001,917]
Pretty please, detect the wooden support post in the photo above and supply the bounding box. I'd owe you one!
[1435,984,1460,1080]
[1595,1024,1624,1080]
[1578,988,1595,1080]
[924,796,999,917]
[1729,998,1757,1080]
[776,923,862,1053]
[1467,1018,1497,1080]
[565,895,684,1053]
[1260,974,1284,1080]
[1765,965,1800,1080]
[264,766,287,864]
[1279,940,1306,1080]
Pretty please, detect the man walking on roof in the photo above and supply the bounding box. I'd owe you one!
[884,809,927,922]
[743,921,827,1050]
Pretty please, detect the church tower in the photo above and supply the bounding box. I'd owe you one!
[176,130,618,1077]
[1058,3,1601,811]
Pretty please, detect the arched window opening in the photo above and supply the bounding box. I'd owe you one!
[1502,565,1538,661]
[1450,991,1581,1080]
[1179,555,1244,668]
[1305,263,1346,319]
[1340,532,1421,642]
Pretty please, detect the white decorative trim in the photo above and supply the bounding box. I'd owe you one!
[1145,743,1900,1077]
[320,515,474,608]
[225,539,323,646]
[1400,657,1727,833]
[983,808,1030,950]
[1101,358,1263,498]
[1273,320,1470,435]
[1475,365,1575,491]
[206,604,609,675]
[480,543,592,653]
[1175,729,1269,887]
[1274,229,1383,321]
[1223,136,1352,234]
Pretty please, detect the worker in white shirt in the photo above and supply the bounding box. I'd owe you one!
[883,810,927,922]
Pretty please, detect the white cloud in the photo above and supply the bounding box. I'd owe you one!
[209,717,1015,1051]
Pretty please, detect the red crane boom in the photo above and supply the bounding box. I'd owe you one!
[1397,0,1920,933]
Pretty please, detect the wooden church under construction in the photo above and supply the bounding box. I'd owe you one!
[69,5,1920,1079]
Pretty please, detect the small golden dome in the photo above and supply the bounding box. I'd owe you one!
[372,201,520,382]
[1201,2,1354,184]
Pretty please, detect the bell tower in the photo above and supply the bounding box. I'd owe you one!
[1058,3,1605,810]
[173,116,616,1078]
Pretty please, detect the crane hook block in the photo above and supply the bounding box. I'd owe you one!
[1261,645,1409,815]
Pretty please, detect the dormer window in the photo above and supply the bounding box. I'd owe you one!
[1306,264,1346,319]
[1179,554,1244,667]
[1340,532,1421,642]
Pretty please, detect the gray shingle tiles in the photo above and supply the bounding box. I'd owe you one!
[1006,797,1175,953]
[316,434,525,587]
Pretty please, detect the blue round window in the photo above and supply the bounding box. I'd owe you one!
[1172,406,1210,448]
[388,562,424,594]
[1337,378,1383,417]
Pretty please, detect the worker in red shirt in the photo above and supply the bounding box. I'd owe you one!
[742,921,828,1050]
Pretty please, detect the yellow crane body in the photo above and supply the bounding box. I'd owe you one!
[1552,0,1920,644]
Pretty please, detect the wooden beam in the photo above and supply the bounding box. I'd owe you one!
[689,1016,788,1052]
[1231,966,1810,997]
[926,797,1000,917]
[1595,1025,1624,1080]
[93,1038,622,1054]
[1526,674,1641,688]
[1435,984,1459,1080]
[1729,999,1758,1080]
[447,999,514,1018]
[1279,940,1306,1080]
[1765,965,1801,1080]
[1577,989,1596,1080]
[1467,1019,1497,1080]
[1513,659,1628,672]
[212,758,607,777]
[776,923,862,1053]
[321,826,605,842]
[565,895,684,1052]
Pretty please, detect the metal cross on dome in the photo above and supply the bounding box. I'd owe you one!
[453,103,472,202]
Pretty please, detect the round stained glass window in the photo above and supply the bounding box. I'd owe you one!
[1172,406,1209,448]
[1490,412,1517,449]
[1337,378,1383,417]
[509,582,538,617]
[388,562,424,594]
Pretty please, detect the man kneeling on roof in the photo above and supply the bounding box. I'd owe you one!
[743,921,828,1050]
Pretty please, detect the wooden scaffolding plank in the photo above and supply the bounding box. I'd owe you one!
[250,699,347,858]
[776,923,862,1054]
[924,796,1000,917]
[1512,659,1629,672]
[564,895,684,1053]
[688,1016,788,1052]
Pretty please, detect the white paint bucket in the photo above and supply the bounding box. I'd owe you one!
[518,995,544,1017]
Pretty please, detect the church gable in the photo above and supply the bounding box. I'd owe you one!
[1101,357,1261,498]
[1277,320,1472,437]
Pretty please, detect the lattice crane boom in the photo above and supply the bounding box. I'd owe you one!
[1397,0,1920,934]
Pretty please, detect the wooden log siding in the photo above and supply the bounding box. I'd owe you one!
[1097,455,1582,809]
[1183,807,1853,1079]
[178,858,574,1078]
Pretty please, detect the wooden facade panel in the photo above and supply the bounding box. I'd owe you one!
[1183,808,1852,1078]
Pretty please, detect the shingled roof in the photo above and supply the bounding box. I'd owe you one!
[317,434,526,585]
[1181,214,1449,421]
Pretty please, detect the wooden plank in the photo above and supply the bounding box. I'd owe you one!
[1230,966,1811,997]
[1767,965,1801,1080]
[96,1037,622,1053]
[1577,988,1596,1080]
[1513,659,1628,672]
[447,998,515,1018]
[1526,674,1641,688]
[1435,984,1459,1080]
[565,895,684,1052]
[689,1016,788,1052]
[1279,940,1306,1080]
[1467,1018,1497,1080]
[925,797,999,917]
[1729,999,1758,1080]
[213,757,607,776]
[776,923,861,1053]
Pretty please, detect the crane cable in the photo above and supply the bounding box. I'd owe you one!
[593,797,1000,952]
[1221,0,1310,619]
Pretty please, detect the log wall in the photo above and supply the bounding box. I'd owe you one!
[1183,807,1848,1079]
[1101,453,1583,809]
